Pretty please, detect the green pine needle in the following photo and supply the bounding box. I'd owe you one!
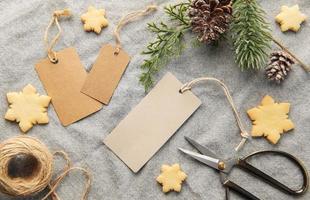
[231,0,272,70]
[139,3,190,92]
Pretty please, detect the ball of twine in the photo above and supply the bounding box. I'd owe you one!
[0,135,53,197]
[0,136,91,200]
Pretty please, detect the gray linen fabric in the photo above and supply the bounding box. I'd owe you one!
[0,0,310,199]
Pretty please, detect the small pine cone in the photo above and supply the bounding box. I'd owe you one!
[188,0,232,44]
[265,51,295,83]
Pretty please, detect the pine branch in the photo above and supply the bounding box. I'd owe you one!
[140,3,191,92]
[231,0,272,70]
[164,2,190,26]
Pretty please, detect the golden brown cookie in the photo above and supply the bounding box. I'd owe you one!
[247,95,294,144]
[81,6,108,34]
[5,84,51,133]
[276,5,307,32]
[156,164,187,193]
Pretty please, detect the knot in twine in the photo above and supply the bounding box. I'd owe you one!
[53,9,71,18]
[44,9,71,63]
[0,136,91,200]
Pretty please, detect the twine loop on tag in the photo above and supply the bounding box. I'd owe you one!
[44,9,71,63]
[180,77,250,152]
[0,136,91,200]
[113,4,157,55]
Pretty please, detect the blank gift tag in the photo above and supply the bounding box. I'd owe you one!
[81,44,130,104]
[104,72,201,173]
[35,48,103,126]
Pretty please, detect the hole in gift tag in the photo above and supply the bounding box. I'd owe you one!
[114,48,120,56]
[51,58,58,64]
[8,153,40,179]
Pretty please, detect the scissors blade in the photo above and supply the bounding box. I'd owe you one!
[179,148,220,171]
[185,136,218,158]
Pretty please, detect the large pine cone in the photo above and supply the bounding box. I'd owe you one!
[265,51,295,83]
[189,0,232,43]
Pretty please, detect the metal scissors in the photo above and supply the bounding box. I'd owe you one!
[179,136,309,200]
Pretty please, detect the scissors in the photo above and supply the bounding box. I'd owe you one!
[179,136,309,200]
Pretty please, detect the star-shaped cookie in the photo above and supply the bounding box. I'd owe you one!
[156,164,187,193]
[247,95,294,144]
[5,84,51,133]
[276,5,307,32]
[81,6,108,34]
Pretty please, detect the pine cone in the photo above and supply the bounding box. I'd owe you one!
[188,0,232,43]
[265,51,295,83]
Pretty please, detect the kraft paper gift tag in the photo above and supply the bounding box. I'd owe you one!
[35,48,102,126]
[81,44,130,104]
[35,9,102,126]
[81,5,157,104]
[104,72,201,173]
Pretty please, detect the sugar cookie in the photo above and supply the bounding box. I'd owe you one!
[5,84,51,132]
[247,95,294,144]
[276,5,307,32]
[156,164,187,193]
[81,6,108,34]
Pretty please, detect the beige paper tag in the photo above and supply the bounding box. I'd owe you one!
[35,48,103,126]
[104,72,201,173]
[81,44,130,104]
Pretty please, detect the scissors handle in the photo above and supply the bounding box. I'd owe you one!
[239,150,309,195]
[223,180,260,200]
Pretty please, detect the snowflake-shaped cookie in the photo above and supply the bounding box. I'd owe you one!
[81,6,108,34]
[156,164,187,193]
[276,5,307,32]
[247,95,294,144]
[5,84,51,133]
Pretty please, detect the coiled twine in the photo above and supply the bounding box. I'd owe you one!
[0,135,53,197]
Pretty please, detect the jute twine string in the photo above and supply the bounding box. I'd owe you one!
[0,136,91,200]
[113,4,157,54]
[43,167,91,200]
[180,77,249,152]
[44,9,71,63]
[47,151,72,200]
